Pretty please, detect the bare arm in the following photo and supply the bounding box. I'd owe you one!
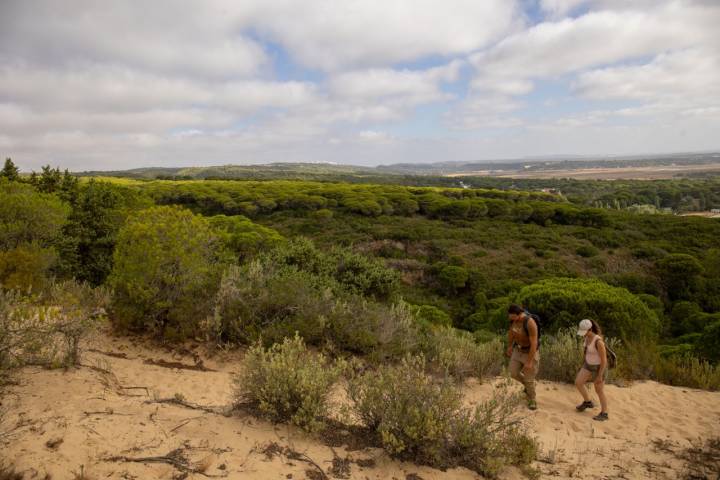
[596,338,607,378]
[526,319,538,366]
[506,328,513,357]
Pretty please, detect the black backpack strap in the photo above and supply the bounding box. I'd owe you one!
[523,315,536,335]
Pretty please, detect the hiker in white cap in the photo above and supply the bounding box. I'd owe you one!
[574,318,609,421]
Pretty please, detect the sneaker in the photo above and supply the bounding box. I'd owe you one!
[576,400,594,412]
[593,412,609,421]
[527,399,538,410]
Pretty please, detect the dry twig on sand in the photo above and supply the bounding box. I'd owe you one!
[104,447,227,478]
[257,441,328,480]
[145,396,229,416]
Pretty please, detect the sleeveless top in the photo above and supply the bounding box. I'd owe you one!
[584,335,602,366]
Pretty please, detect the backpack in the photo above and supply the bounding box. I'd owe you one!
[606,343,617,369]
[523,311,542,349]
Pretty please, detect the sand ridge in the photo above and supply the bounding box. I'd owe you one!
[1,331,719,479]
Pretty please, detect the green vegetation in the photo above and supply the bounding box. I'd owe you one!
[348,356,536,477]
[515,278,660,341]
[109,206,228,338]
[234,334,345,432]
[2,156,719,393]
[4,155,720,479]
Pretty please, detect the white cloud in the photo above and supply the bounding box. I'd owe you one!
[575,48,720,102]
[328,61,461,105]
[246,0,521,71]
[0,1,268,79]
[447,95,525,129]
[470,2,720,94]
[1,0,719,169]
[358,130,393,143]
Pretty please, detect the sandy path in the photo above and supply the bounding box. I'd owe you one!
[1,332,718,480]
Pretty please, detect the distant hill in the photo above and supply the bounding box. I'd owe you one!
[75,152,720,180]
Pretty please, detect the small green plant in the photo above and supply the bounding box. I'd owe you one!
[234,334,345,432]
[576,245,599,258]
[347,356,536,477]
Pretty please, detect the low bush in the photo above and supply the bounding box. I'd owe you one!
[328,299,421,360]
[211,261,420,358]
[653,355,720,391]
[0,280,108,370]
[347,356,536,477]
[210,262,332,346]
[46,280,110,366]
[576,245,599,258]
[268,237,399,299]
[424,327,504,380]
[536,329,582,383]
[538,328,622,384]
[234,334,345,432]
[414,304,452,327]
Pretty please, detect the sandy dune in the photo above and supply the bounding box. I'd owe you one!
[1,332,718,480]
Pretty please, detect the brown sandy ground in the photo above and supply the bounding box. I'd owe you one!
[1,331,718,480]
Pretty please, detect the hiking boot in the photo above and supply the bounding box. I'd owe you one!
[593,412,609,421]
[527,399,538,410]
[576,400,594,412]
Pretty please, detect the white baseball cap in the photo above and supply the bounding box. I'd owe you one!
[577,319,593,336]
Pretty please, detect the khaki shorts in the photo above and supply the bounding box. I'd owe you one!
[583,362,607,382]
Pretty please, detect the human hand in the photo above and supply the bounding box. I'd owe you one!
[522,363,533,375]
[505,347,512,358]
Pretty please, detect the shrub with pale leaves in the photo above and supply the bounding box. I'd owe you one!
[234,334,345,432]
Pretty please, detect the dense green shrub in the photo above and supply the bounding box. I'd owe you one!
[347,356,536,477]
[211,260,418,357]
[109,206,227,338]
[0,244,57,293]
[576,245,599,258]
[269,237,399,299]
[696,320,720,363]
[330,247,399,299]
[56,180,153,285]
[414,305,452,327]
[438,265,469,293]
[234,334,345,432]
[0,180,69,291]
[516,277,661,341]
[208,214,284,261]
[0,180,69,250]
[657,253,703,301]
[210,262,331,345]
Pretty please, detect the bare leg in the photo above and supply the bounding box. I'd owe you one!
[575,368,592,402]
[594,380,608,413]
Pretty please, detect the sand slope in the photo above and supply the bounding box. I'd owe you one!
[1,332,718,480]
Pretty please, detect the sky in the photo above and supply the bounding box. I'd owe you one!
[1,0,719,171]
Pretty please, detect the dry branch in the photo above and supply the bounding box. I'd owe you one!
[104,447,227,478]
[145,397,229,416]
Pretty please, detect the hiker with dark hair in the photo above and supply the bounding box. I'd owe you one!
[575,319,610,421]
[506,304,540,410]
